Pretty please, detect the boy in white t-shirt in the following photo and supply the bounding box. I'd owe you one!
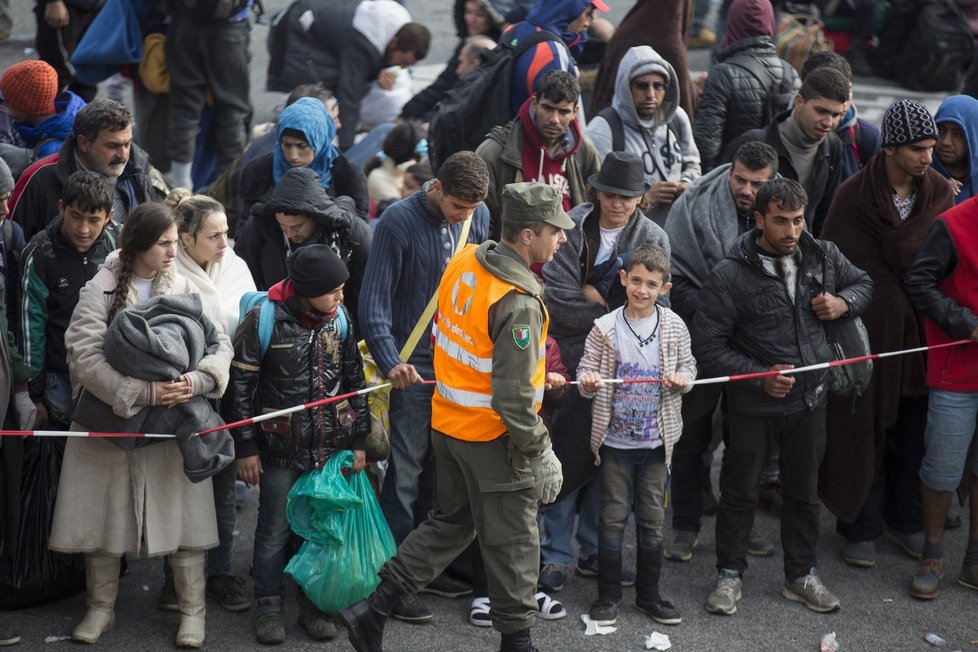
[577,244,696,627]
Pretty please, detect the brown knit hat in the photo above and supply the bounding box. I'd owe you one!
[1,60,59,116]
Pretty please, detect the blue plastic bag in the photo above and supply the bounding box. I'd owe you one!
[286,450,361,546]
[285,466,396,613]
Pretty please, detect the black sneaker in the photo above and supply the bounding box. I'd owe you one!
[576,554,636,586]
[635,597,682,625]
[157,576,179,612]
[418,573,473,599]
[587,600,619,626]
[207,574,252,611]
[391,593,433,624]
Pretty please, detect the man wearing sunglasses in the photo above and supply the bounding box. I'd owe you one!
[587,45,701,227]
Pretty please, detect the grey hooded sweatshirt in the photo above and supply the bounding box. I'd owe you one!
[586,45,701,225]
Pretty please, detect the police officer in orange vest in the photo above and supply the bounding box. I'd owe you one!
[341,182,575,652]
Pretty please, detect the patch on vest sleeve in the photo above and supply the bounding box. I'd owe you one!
[512,325,531,350]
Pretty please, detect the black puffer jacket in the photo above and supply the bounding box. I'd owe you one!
[693,36,800,171]
[235,167,371,317]
[693,229,873,416]
[227,299,368,471]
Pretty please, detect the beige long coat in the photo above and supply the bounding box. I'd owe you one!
[49,254,232,556]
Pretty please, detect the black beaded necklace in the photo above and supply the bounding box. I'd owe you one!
[622,305,660,348]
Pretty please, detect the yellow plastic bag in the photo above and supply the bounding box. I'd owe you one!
[359,340,391,462]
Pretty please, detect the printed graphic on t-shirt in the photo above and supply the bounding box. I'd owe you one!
[606,360,662,446]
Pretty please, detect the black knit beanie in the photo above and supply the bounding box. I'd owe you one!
[288,244,349,298]
[881,99,938,148]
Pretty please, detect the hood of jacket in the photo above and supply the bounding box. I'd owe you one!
[932,94,978,204]
[514,0,589,51]
[352,0,412,56]
[612,45,679,129]
[15,90,85,149]
[723,0,775,46]
[716,34,778,62]
[259,167,355,240]
[475,240,541,296]
[274,97,339,189]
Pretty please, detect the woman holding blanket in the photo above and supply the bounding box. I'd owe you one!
[169,188,257,612]
[50,203,233,649]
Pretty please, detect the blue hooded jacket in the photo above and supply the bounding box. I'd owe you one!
[14,91,85,159]
[507,0,592,114]
[273,97,340,190]
[932,95,978,204]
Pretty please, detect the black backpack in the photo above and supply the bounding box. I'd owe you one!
[871,0,974,92]
[428,30,561,173]
[726,54,795,125]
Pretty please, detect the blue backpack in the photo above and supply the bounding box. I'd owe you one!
[239,290,348,358]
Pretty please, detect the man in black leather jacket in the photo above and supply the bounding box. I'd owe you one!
[694,178,872,617]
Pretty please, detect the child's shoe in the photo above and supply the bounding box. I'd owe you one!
[635,596,682,625]
[587,600,619,626]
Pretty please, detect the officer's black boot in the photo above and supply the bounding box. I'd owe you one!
[339,580,399,652]
[635,545,682,625]
[498,628,539,652]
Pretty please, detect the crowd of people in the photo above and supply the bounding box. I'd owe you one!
[0,0,976,650]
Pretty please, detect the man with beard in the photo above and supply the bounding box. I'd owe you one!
[819,99,954,570]
[694,178,872,616]
[663,140,778,562]
[10,99,166,241]
[477,70,601,240]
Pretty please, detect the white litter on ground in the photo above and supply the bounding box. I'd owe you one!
[646,631,672,650]
[580,613,616,636]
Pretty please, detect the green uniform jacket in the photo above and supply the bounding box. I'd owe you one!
[476,241,552,460]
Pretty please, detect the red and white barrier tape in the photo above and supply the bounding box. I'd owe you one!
[0,340,971,438]
[567,338,972,386]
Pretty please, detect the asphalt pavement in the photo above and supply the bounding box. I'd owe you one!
[1,1,975,650]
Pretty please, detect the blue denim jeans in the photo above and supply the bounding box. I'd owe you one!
[539,473,600,566]
[920,389,978,492]
[252,465,302,598]
[379,372,435,544]
[598,445,668,554]
[207,460,238,575]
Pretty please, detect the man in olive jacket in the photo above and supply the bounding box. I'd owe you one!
[342,183,573,652]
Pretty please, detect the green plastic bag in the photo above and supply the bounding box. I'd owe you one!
[285,467,397,613]
[286,450,362,546]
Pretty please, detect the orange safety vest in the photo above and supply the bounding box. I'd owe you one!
[431,244,548,442]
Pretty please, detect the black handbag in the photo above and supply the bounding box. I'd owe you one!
[821,256,873,396]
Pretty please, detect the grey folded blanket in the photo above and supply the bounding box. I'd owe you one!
[72,294,234,482]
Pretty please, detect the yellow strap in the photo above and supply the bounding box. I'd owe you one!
[397,217,473,362]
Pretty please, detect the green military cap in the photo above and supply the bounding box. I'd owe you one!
[501,182,575,230]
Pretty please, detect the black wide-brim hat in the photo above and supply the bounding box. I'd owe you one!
[587,151,651,197]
